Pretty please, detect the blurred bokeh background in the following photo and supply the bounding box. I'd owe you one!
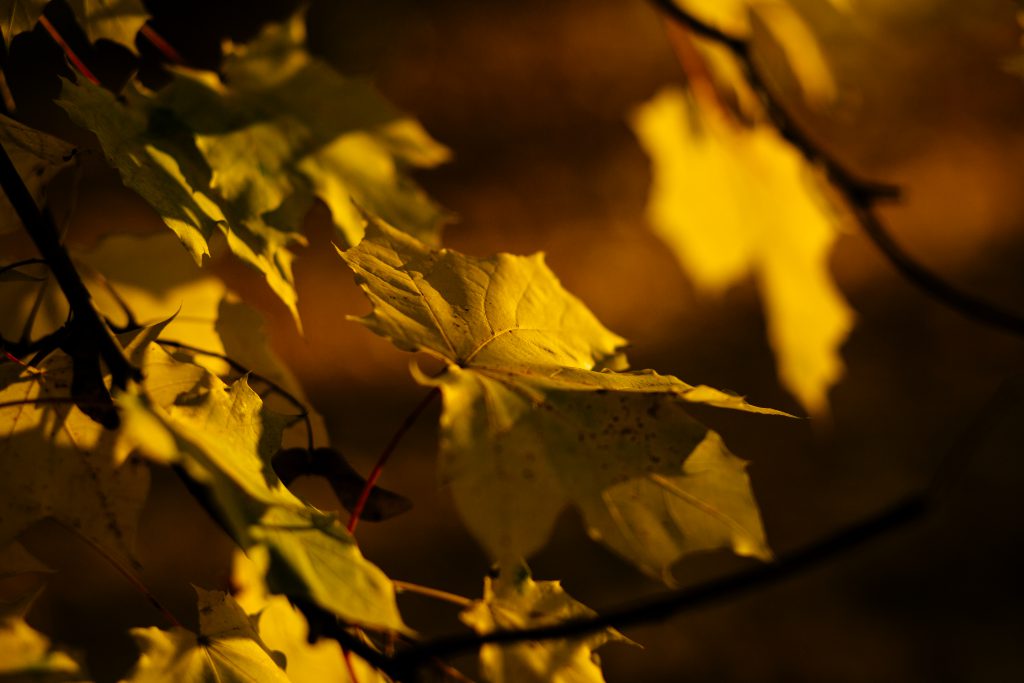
[3,0,1024,680]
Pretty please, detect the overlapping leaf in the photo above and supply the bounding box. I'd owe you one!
[0,115,77,235]
[122,587,288,683]
[631,86,853,416]
[0,351,149,571]
[461,565,630,683]
[118,344,405,631]
[56,12,447,322]
[232,548,390,683]
[341,220,776,579]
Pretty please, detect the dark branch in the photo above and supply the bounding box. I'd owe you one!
[0,142,139,388]
[390,496,926,676]
[647,0,1024,336]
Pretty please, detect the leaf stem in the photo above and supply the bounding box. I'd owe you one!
[38,16,100,86]
[648,0,1024,336]
[60,522,184,629]
[393,580,473,608]
[346,387,439,534]
[139,24,185,65]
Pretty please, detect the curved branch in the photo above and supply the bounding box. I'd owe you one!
[647,0,1024,336]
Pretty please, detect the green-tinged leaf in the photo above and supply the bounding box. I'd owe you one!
[0,616,89,682]
[0,0,47,47]
[232,548,391,683]
[631,86,853,416]
[461,565,632,683]
[340,219,776,579]
[56,11,447,322]
[0,115,77,235]
[55,79,224,265]
[122,587,288,683]
[118,346,405,631]
[66,0,149,52]
[0,353,148,571]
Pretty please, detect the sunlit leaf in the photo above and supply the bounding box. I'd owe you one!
[0,351,148,571]
[631,86,853,416]
[122,587,288,683]
[56,12,447,322]
[461,564,632,683]
[0,615,88,682]
[118,346,406,631]
[232,548,391,683]
[340,219,776,579]
[66,0,148,52]
[0,115,77,235]
[0,0,47,47]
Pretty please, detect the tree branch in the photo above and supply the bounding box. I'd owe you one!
[0,142,138,388]
[389,495,926,676]
[647,0,1024,336]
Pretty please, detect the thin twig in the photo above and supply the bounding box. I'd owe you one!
[647,0,1024,336]
[389,496,925,674]
[155,339,315,450]
[0,142,137,387]
[0,258,47,276]
[347,388,439,534]
[38,16,100,86]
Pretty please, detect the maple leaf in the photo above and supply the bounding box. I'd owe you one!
[0,0,48,47]
[56,12,447,322]
[460,564,632,683]
[631,86,853,416]
[232,548,391,683]
[0,115,77,235]
[340,219,778,580]
[122,587,289,683]
[0,351,149,572]
[66,0,149,52]
[0,615,88,682]
[118,344,406,632]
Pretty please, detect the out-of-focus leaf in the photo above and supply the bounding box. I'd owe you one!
[631,86,853,416]
[56,12,447,323]
[340,219,777,580]
[0,115,77,235]
[118,346,406,631]
[232,548,391,683]
[461,564,633,683]
[66,0,149,52]
[122,587,288,683]
[670,0,839,106]
[273,447,413,522]
[0,0,47,47]
[0,616,88,682]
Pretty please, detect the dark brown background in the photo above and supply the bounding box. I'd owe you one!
[3,0,1024,680]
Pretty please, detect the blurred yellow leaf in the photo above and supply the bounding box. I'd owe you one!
[631,86,853,415]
